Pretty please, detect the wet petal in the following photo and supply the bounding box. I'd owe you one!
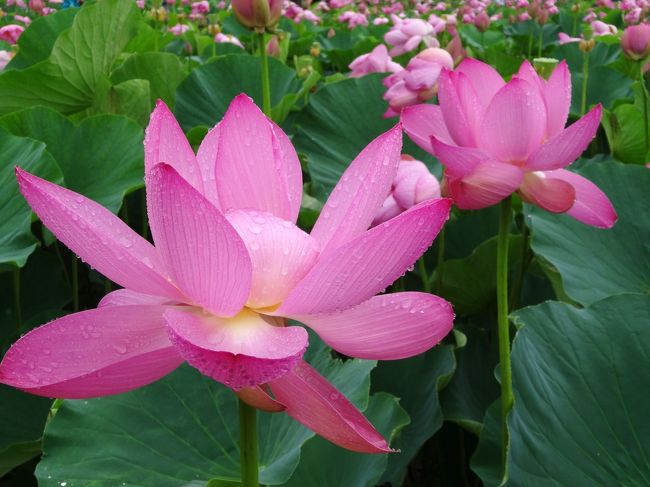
[269,361,392,453]
[526,105,602,171]
[455,58,505,110]
[0,306,182,399]
[401,104,454,153]
[215,94,302,222]
[164,308,308,390]
[545,169,617,228]
[98,289,179,308]
[295,292,453,360]
[431,137,489,178]
[145,100,204,193]
[519,171,576,213]
[448,161,524,210]
[236,385,286,412]
[310,125,403,254]
[195,122,222,208]
[226,209,320,309]
[16,168,181,299]
[279,198,451,315]
[146,164,252,317]
[438,69,477,147]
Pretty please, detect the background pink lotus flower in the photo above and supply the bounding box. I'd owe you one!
[385,16,439,56]
[0,25,25,45]
[0,95,453,454]
[621,23,650,60]
[401,59,617,228]
[558,32,582,44]
[383,47,454,117]
[338,10,368,28]
[232,0,283,28]
[169,23,190,36]
[214,32,244,48]
[0,50,14,71]
[348,44,403,78]
[373,155,441,225]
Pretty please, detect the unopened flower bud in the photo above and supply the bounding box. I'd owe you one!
[579,38,595,53]
[310,42,321,57]
[621,24,650,61]
[232,0,282,30]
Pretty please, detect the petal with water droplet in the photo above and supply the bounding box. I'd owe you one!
[294,292,454,360]
[0,306,182,399]
[269,360,393,453]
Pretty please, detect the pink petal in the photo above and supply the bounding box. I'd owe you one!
[226,209,320,309]
[0,306,183,399]
[146,164,252,317]
[401,104,454,153]
[236,385,286,412]
[430,137,488,178]
[519,171,576,213]
[164,308,308,390]
[215,94,302,222]
[544,60,572,137]
[438,69,477,147]
[294,292,453,360]
[195,122,222,208]
[145,100,204,193]
[526,105,602,171]
[98,289,179,308]
[310,125,403,255]
[448,161,524,210]
[478,78,547,163]
[269,360,392,453]
[16,168,181,299]
[544,169,617,228]
[454,58,505,111]
[279,198,451,315]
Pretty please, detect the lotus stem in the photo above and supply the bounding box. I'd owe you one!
[496,196,513,473]
[537,27,543,58]
[238,399,260,487]
[581,51,589,115]
[640,62,649,155]
[258,31,272,117]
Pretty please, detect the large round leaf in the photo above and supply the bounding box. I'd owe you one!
[0,0,141,116]
[174,54,302,131]
[36,338,377,486]
[0,128,62,267]
[506,294,650,486]
[527,163,649,306]
[0,106,144,213]
[291,75,435,194]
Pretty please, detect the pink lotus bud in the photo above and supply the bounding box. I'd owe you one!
[474,10,490,32]
[621,23,650,61]
[372,155,441,226]
[348,44,403,78]
[169,23,190,36]
[0,24,24,45]
[266,35,280,57]
[231,0,282,29]
[28,0,44,12]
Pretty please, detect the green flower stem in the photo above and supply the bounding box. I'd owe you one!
[71,256,79,312]
[435,227,446,294]
[496,196,513,471]
[258,31,272,117]
[13,267,22,332]
[640,62,649,155]
[537,27,543,58]
[581,51,589,115]
[238,399,260,487]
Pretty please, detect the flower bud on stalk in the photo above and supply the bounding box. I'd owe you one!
[232,0,282,31]
[620,24,650,61]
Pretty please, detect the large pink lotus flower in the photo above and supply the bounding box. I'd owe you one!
[401,59,617,228]
[348,44,403,78]
[0,24,25,45]
[0,95,453,453]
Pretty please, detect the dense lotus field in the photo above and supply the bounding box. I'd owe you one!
[0,0,649,485]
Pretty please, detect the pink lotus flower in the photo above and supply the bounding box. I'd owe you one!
[385,16,439,56]
[373,155,441,225]
[169,23,190,36]
[214,33,244,48]
[558,32,582,44]
[14,15,32,25]
[0,25,25,45]
[383,47,454,117]
[232,0,282,28]
[338,10,368,29]
[348,44,403,78]
[401,59,617,228]
[0,95,453,453]
[591,20,618,36]
[191,0,210,13]
[621,23,650,60]
[0,50,14,71]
